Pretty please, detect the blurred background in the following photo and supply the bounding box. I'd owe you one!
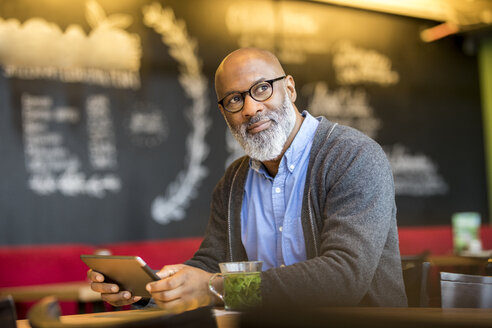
[1,0,490,245]
[0,0,491,317]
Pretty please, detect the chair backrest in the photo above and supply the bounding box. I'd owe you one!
[0,295,17,328]
[28,296,217,328]
[440,272,492,308]
[401,256,430,307]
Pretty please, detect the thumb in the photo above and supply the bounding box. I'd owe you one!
[157,264,184,279]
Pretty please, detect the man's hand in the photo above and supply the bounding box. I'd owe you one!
[87,269,142,307]
[146,264,220,313]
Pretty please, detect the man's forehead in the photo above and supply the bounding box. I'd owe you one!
[216,56,281,95]
[224,57,275,79]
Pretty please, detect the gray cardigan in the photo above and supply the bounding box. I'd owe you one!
[187,116,408,307]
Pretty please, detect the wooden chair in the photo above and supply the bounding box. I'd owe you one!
[440,272,492,308]
[401,253,430,307]
[0,295,17,328]
[27,296,217,328]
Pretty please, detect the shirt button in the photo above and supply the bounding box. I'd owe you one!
[275,187,281,193]
[289,165,295,170]
[279,226,283,232]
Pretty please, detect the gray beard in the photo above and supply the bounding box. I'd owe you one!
[227,96,297,162]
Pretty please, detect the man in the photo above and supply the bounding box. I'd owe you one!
[89,48,407,313]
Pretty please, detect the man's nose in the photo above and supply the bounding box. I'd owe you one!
[241,94,263,118]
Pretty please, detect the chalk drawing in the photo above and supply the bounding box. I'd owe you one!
[0,1,141,89]
[143,3,211,224]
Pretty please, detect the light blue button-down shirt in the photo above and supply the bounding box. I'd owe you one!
[241,111,319,270]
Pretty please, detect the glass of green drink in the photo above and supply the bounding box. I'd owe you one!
[208,261,263,311]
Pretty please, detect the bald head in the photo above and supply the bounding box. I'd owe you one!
[215,48,286,100]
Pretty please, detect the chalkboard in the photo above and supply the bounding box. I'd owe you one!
[0,0,486,245]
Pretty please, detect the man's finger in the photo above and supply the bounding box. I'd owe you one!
[153,298,188,314]
[157,264,184,279]
[151,284,184,303]
[147,273,184,293]
[88,269,104,282]
[101,291,136,307]
[91,282,119,294]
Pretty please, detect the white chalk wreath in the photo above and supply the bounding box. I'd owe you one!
[143,3,211,224]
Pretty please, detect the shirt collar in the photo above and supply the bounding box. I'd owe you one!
[282,111,318,173]
[249,110,319,176]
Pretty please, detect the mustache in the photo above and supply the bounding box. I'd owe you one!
[245,112,277,129]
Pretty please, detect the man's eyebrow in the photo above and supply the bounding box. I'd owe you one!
[221,77,268,98]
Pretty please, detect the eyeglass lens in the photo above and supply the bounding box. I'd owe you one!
[223,81,273,112]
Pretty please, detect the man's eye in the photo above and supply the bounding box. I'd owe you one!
[225,94,242,108]
[253,83,270,96]
[229,95,242,104]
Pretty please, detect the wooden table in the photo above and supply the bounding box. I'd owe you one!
[0,281,100,303]
[16,307,238,328]
[428,254,491,267]
[16,307,492,328]
[322,307,492,327]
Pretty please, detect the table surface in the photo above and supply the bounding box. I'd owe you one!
[16,307,239,328]
[323,307,492,326]
[428,254,491,266]
[16,307,492,328]
[0,281,100,302]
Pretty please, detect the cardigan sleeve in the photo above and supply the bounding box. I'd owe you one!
[184,174,229,273]
[185,157,249,272]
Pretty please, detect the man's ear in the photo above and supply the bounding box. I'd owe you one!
[285,75,297,103]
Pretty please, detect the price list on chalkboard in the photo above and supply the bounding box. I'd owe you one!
[21,92,121,198]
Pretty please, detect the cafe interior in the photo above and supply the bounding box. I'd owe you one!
[0,0,492,327]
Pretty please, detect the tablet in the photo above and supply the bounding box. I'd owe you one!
[81,254,160,298]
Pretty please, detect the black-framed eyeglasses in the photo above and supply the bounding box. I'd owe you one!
[218,76,286,113]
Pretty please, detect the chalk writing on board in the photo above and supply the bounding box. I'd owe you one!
[225,1,329,64]
[332,41,399,86]
[305,82,382,138]
[86,95,118,170]
[21,93,121,197]
[127,102,168,148]
[0,1,141,89]
[385,144,449,196]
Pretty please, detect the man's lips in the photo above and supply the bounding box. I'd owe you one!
[247,119,271,134]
